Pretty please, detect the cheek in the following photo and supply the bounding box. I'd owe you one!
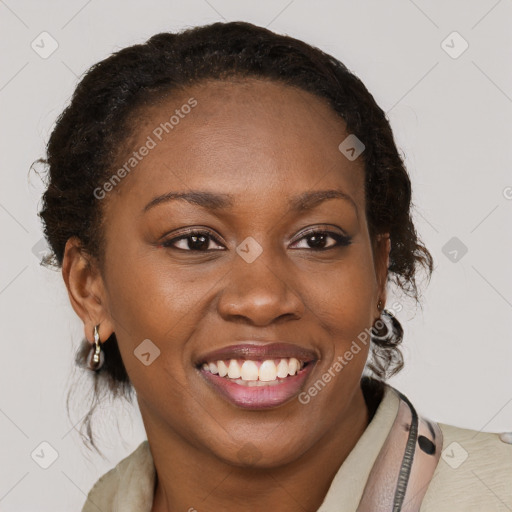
[105,243,198,326]
[301,248,377,334]
[103,256,203,419]
[102,246,217,372]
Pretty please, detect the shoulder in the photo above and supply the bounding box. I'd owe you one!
[81,460,121,512]
[81,440,154,512]
[421,422,512,511]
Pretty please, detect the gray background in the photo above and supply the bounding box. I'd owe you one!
[1,0,511,510]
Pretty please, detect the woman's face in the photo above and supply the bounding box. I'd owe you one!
[75,78,389,467]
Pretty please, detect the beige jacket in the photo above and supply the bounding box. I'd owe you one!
[81,383,512,511]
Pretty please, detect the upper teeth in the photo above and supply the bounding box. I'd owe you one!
[202,358,304,381]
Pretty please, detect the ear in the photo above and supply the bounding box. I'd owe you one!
[61,236,115,344]
[374,233,391,315]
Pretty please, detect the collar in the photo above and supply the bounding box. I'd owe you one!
[317,381,401,510]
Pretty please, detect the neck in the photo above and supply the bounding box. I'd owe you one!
[148,382,373,512]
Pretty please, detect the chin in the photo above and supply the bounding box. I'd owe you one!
[208,436,307,470]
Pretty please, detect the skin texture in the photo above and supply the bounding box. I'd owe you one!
[62,78,390,512]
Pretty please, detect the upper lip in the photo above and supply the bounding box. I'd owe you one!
[195,342,318,366]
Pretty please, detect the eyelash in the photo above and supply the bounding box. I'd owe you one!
[160,228,352,252]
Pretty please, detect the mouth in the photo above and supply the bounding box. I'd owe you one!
[194,342,318,410]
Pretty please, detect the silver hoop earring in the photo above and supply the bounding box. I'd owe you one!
[86,324,104,371]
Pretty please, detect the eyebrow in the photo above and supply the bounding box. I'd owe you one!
[142,188,358,217]
[289,189,358,217]
[143,191,235,213]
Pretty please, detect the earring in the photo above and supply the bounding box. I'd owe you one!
[86,324,105,371]
[372,301,392,341]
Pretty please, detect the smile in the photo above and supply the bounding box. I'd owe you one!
[201,357,306,385]
[195,342,318,409]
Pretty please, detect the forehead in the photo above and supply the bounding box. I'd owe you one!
[106,78,366,213]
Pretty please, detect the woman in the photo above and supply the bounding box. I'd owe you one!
[38,21,511,512]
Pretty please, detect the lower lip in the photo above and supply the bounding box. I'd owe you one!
[198,363,316,410]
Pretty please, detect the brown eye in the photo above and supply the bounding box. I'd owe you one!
[291,230,352,250]
[161,230,225,251]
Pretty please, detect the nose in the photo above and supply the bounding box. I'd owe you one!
[217,247,305,326]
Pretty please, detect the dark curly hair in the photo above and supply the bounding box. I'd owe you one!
[35,21,433,456]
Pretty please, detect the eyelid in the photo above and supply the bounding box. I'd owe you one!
[290,229,352,249]
[160,228,226,250]
[289,224,350,243]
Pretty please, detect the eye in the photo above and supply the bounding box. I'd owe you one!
[290,229,352,251]
[160,228,352,252]
[160,230,225,251]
